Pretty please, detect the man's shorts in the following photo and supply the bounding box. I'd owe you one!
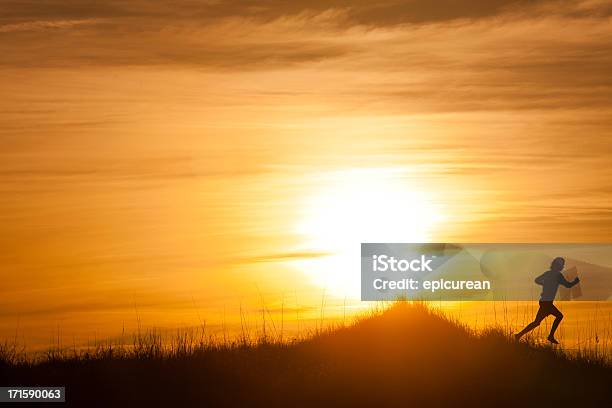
[535,301,563,321]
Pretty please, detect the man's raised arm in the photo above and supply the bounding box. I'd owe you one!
[559,274,579,288]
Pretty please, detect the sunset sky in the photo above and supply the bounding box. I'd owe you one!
[1,0,612,347]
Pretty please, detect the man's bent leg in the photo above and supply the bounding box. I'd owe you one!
[548,304,564,339]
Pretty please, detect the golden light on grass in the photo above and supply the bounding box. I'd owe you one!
[292,168,444,298]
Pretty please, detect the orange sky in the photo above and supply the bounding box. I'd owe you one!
[1,0,612,347]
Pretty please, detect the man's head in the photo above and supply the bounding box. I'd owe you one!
[551,257,565,272]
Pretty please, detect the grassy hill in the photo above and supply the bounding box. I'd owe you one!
[1,302,611,407]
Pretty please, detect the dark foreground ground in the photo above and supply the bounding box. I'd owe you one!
[1,303,611,407]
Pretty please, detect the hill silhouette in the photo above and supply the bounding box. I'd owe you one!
[1,302,610,407]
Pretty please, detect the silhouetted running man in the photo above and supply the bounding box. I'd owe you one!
[515,257,579,344]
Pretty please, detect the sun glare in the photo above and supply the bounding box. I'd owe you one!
[294,168,444,298]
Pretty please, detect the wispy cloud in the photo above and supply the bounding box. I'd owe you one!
[0,18,100,33]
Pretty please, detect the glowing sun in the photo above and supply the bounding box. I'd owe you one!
[294,168,444,298]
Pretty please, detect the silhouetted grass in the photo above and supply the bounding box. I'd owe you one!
[1,302,610,407]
